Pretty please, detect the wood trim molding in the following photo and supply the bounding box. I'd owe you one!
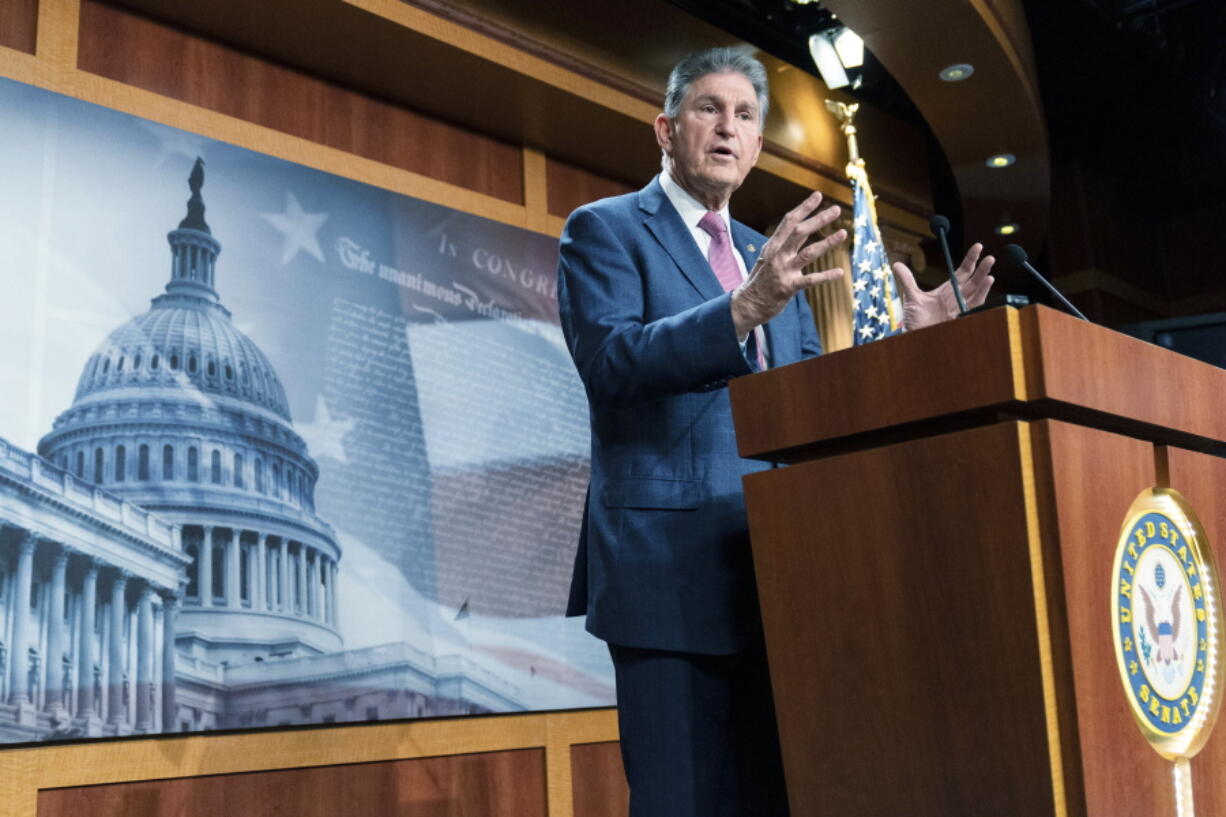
[35,0,78,67]
[395,0,931,229]
[0,48,554,238]
[1,709,617,817]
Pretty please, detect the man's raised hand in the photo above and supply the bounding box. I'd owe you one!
[730,191,847,339]
[891,243,995,331]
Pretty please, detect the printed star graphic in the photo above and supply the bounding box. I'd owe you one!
[864,305,880,320]
[874,266,891,280]
[854,214,868,228]
[876,311,891,324]
[852,278,868,293]
[262,192,330,265]
[858,325,875,339]
[295,396,356,465]
[858,259,873,273]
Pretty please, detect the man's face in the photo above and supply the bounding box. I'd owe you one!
[655,71,764,210]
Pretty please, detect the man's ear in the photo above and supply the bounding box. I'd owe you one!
[653,113,674,153]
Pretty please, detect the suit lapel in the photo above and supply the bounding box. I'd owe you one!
[639,179,724,302]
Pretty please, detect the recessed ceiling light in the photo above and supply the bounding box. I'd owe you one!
[995,222,1020,236]
[986,153,1016,168]
[939,64,974,82]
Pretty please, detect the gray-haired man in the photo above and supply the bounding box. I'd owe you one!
[559,47,993,815]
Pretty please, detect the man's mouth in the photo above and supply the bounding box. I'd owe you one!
[710,146,736,158]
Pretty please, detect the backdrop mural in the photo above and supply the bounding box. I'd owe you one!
[0,76,612,743]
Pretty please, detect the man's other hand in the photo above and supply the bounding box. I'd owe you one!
[892,243,995,331]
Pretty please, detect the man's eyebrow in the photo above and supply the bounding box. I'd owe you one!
[691,93,758,111]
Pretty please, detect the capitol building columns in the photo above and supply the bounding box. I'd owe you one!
[135,584,155,733]
[254,533,267,611]
[225,529,241,607]
[177,527,337,629]
[199,526,214,608]
[295,542,307,616]
[44,547,69,717]
[9,533,36,721]
[107,571,128,730]
[0,517,180,738]
[275,537,286,608]
[77,558,100,724]
[160,589,179,732]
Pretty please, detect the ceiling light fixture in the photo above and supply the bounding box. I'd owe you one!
[809,32,849,89]
[995,222,1020,236]
[939,63,974,82]
[986,153,1016,168]
[832,28,864,69]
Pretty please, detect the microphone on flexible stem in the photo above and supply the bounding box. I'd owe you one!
[1002,244,1089,322]
[929,214,968,315]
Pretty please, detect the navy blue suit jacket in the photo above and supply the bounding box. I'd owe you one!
[558,176,823,655]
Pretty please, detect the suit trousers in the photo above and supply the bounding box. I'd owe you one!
[608,637,790,817]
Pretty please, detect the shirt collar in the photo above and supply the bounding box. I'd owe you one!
[660,169,733,235]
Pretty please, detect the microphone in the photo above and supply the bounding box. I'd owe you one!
[929,214,968,315]
[1002,244,1089,322]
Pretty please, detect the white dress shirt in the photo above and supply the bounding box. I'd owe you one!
[659,169,768,365]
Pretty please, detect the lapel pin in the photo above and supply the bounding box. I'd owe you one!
[747,244,757,253]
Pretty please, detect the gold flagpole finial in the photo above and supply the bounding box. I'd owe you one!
[824,99,861,167]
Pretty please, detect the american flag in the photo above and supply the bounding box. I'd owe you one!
[848,165,903,345]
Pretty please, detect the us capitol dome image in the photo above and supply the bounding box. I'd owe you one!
[0,160,517,741]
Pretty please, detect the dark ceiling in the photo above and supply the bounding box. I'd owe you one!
[671,0,1226,225]
[1025,0,1226,210]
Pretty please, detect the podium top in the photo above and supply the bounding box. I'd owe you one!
[730,305,1226,462]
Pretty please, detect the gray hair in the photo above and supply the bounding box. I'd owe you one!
[663,47,770,130]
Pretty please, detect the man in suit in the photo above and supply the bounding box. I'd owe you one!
[557,48,994,816]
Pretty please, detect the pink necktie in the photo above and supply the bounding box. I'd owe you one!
[698,211,766,370]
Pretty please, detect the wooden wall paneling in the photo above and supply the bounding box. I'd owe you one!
[77,0,526,204]
[569,741,627,817]
[744,421,1057,816]
[545,156,634,219]
[1163,446,1226,815]
[1028,420,1170,816]
[38,749,548,817]
[0,0,39,55]
[0,710,618,817]
[99,0,930,239]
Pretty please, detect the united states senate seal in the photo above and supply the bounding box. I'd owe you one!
[1112,488,1223,760]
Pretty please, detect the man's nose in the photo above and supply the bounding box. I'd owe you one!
[715,112,735,134]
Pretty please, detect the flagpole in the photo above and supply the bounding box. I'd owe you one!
[827,100,901,337]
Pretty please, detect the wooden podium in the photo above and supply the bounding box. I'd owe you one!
[729,305,1226,817]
